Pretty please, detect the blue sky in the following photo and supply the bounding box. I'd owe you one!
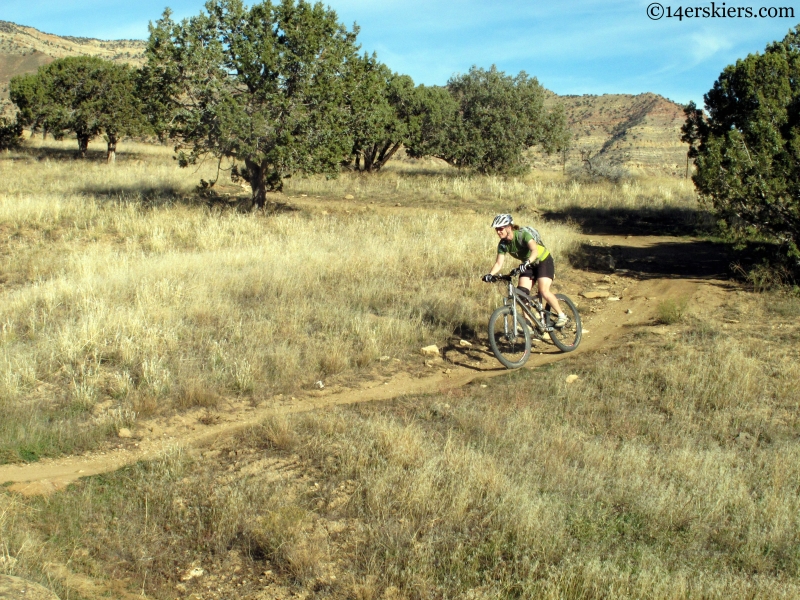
[3,0,798,105]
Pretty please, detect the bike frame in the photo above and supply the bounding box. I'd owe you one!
[499,274,554,338]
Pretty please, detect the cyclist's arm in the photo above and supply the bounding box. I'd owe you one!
[527,239,547,262]
[489,253,505,276]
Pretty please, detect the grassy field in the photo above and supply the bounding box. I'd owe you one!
[2,293,799,599]
[0,138,591,463]
[2,138,798,599]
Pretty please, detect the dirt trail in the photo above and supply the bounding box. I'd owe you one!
[0,234,737,496]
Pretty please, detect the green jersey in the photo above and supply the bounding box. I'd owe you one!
[497,229,549,262]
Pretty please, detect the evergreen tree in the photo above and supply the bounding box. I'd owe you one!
[429,66,568,175]
[0,117,23,150]
[345,55,417,173]
[10,57,144,161]
[404,85,458,162]
[143,0,361,207]
[690,27,800,259]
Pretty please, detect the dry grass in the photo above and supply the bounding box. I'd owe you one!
[290,156,699,214]
[10,137,794,599]
[1,293,798,598]
[0,137,589,462]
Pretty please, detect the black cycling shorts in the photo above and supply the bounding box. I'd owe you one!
[520,254,555,281]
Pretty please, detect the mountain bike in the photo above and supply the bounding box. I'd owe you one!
[487,268,582,369]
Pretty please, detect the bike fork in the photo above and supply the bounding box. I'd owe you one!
[506,283,519,339]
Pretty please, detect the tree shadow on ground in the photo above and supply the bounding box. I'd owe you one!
[80,185,190,207]
[441,339,508,372]
[80,184,302,215]
[571,239,734,280]
[9,145,153,164]
[544,206,714,237]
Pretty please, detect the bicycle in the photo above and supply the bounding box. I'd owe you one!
[486,267,582,369]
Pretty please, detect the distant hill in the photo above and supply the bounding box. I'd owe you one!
[533,92,689,177]
[0,20,145,114]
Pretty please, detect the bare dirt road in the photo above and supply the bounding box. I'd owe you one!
[0,233,737,496]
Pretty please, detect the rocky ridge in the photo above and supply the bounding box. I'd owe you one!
[0,21,145,114]
[533,92,689,177]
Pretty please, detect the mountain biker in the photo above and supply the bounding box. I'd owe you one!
[481,214,568,328]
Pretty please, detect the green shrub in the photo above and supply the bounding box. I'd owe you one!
[657,297,688,324]
[0,117,22,150]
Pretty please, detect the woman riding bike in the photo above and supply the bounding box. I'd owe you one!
[481,214,567,328]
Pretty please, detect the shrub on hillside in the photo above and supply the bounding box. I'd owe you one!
[0,117,22,150]
[567,155,632,184]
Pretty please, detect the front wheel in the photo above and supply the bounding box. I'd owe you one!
[546,294,582,352]
[488,305,531,369]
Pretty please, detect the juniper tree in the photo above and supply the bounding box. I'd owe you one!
[143,0,361,207]
[0,117,23,150]
[431,66,568,175]
[345,55,416,172]
[689,27,800,259]
[10,56,143,161]
[404,84,458,161]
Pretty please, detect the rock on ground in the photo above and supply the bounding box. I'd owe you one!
[581,290,611,299]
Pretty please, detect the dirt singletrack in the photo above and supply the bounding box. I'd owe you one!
[0,233,738,496]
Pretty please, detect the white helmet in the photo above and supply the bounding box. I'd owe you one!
[491,214,513,228]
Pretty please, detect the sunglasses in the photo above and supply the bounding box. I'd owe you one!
[495,227,507,232]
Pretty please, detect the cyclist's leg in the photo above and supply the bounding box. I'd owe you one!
[537,277,563,315]
[518,261,536,295]
[518,275,533,294]
[536,256,564,316]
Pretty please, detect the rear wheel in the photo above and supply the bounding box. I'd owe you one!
[488,305,531,369]
[546,294,582,352]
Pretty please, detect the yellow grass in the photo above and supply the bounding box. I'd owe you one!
[291,156,698,212]
[6,138,792,600]
[2,300,798,598]
[0,138,584,461]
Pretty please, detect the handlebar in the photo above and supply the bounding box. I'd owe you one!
[491,267,520,282]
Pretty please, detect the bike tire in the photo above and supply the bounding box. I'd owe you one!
[546,293,582,352]
[488,305,532,369]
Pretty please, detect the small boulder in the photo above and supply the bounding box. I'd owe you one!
[181,567,205,582]
[458,339,472,347]
[581,290,610,299]
[565,374,579,384]
[420,345,440,356]
[608,297,621,302]
[117,428,133,439]
[344,194,354,200]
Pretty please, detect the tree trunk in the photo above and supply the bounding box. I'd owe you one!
[368,145,379,171]
[107,134,117,164]
[375,142,402,171]
[363,145,374,172]
[77,134,90,158]
[246,159,283,209]
[246,159,268,209]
